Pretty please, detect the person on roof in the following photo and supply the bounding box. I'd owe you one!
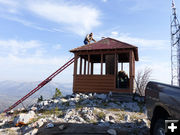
[84,33,96,45]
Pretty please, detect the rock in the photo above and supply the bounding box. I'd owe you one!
[53,99,60,104]
[43,101,48,106]
[69,101,75,106]
[124,115,130,122]
[30,107,37,111]
[121,102,140,112]
[13,111,36,125]
[73,116,85,123]
[88,93,93,97]
[108,91,112,97]
[46,123,54,128]
[36,118,46,128]
[81,99,90,105]
[10,127,20,131]
[105,114,115,122]
[59,124,66,130]
[31,128,38,135]
[109,119,115,124]
[0,120,5,126]
[75,93,80,98]
[107,129,117,135]
[60,98,68,103]
[95,94,107,100]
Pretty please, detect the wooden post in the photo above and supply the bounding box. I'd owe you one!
[80,57,82,75]
[84,59,86,75]
[73,53,78,93]
[114,53,117,88]
[91,62,94,75]
[132,52,135,93]
[88,54,90,75]
[129,50,133,93]
[74,54,78,76]
[101,54,103,75]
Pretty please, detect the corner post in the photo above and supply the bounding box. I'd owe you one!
[101,54,103,75]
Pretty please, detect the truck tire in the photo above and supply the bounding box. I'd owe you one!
[153,118,165,135]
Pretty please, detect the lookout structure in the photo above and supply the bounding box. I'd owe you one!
[70,37,139,94]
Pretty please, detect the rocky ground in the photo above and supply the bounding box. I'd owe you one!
[0,93,150,135]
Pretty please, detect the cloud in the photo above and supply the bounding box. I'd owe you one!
[0,0,101,35]
[27,1,100,35]
[0,54,73,83]
[107,32,169,50]
[0,38,73,83]
[0,39,43,56]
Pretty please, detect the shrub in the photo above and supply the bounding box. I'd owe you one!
[53,88,62,98]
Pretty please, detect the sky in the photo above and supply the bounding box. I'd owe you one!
[0,0,179,85]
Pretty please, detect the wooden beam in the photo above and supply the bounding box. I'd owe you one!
[121,63,123,71]
[91,62,94,75]
[114,53,117,88]
[76,50,130,55]
[88,54,90,75]
[84,59,86,75]
[101,54,103,75]
[80,57,82,75]
[74,54,78,76]
[73,53,78,93]
[129,50,133,93]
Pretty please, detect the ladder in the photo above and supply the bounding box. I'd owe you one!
[3,57,75,113]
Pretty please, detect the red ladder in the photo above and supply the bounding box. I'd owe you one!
[3,57,75,113]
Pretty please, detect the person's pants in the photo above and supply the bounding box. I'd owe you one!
[84,40,88,45]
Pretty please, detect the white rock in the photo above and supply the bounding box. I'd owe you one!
[36,118,46,128]
[30,107,37,111]
[31,128,38,135]
[75,93,80,98]
[60,98,68,103]
[13,111,36,125]
[46,123,54,128]
[88,93,93,97]
[53,99,60,104]
[43,101,48,106]
[10,127,20,131]
[0,120,5,126]
[107,129,117,135]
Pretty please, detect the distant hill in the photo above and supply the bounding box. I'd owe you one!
[0,80,72,112]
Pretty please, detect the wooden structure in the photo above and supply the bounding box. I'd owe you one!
[70,38,139,93]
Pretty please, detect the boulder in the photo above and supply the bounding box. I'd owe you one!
[13,111,36,125]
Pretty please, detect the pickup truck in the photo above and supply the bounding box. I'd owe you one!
[145,81,180,135]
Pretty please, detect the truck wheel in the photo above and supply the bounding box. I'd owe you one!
[153,118,165,135]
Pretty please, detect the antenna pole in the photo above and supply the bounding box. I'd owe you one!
[171,0,180,86]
